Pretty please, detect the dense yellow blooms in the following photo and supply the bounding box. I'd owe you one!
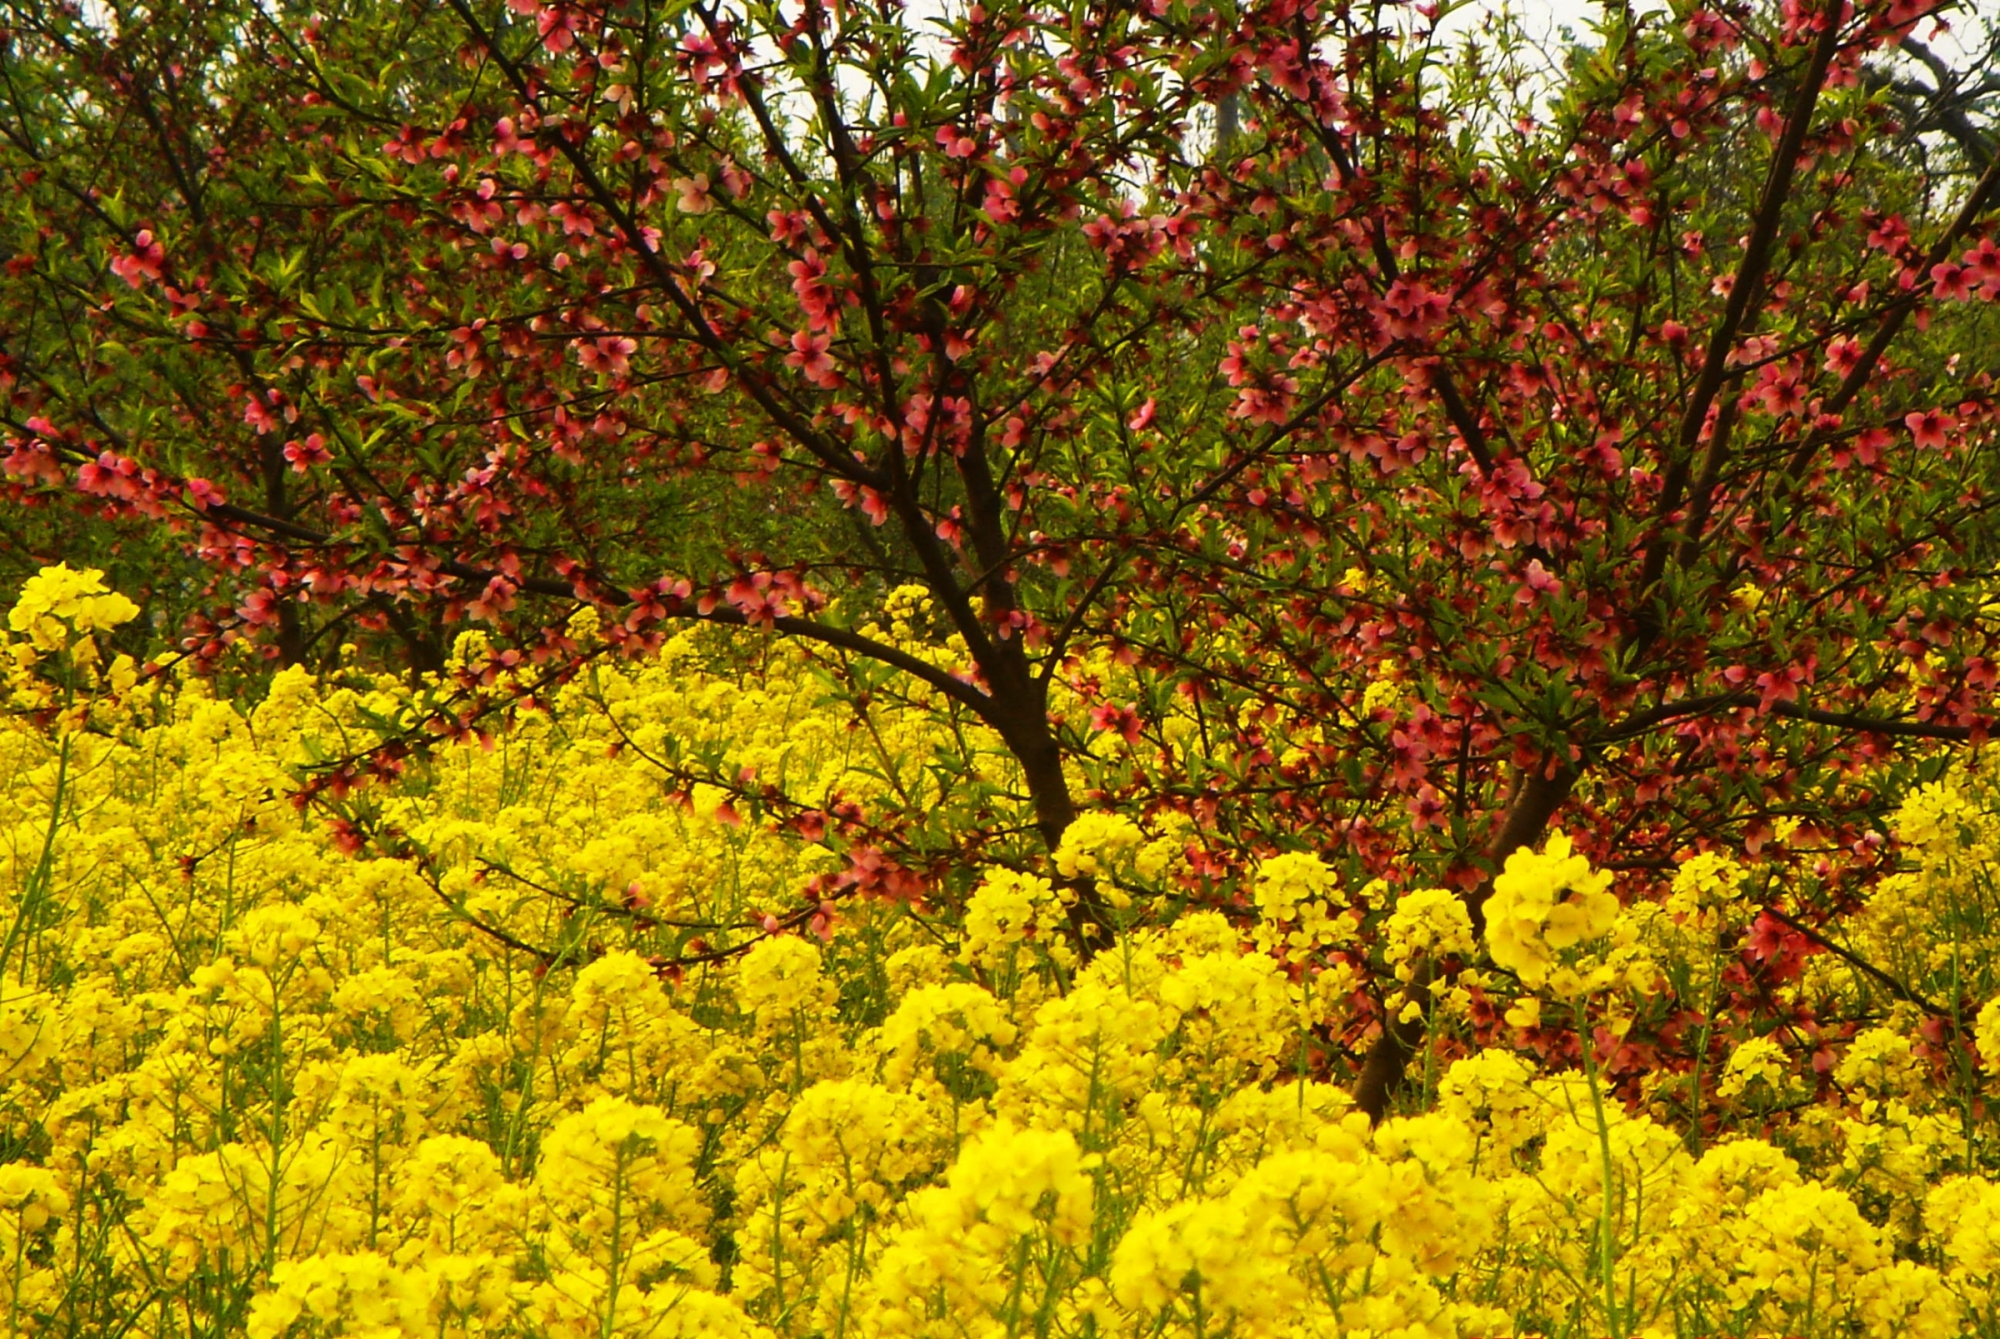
[1384,886,1475,976]
[5,563,137,638]
[1665,849,1758,935]
[4,568,2000,1338]
[958,868,1078,976]
[1719,1034,1799,1102]
[1484,831,1620,993]
[1249,850,1354,965]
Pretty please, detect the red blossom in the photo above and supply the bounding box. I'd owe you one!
[1905,407,1954,451]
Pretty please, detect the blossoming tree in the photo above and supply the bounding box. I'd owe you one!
[4,0,2000,1115]
[1161,0,2000,1111]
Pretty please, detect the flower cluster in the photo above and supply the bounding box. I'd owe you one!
[1485,830,1622,994]
[1,570,2000,1338]
[2,563,141,718]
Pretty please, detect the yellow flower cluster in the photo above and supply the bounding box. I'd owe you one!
[1051,811,1183,909]
[4,562,140,653]
[1249,850,1354,964]
[1484,831,1621,992]
[1665,849,1757,936]
[4,569,2000,1338]
[2,563,140,721]
[958,868,1078,977]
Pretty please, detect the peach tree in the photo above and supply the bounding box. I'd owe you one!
[3,0,2000,1114]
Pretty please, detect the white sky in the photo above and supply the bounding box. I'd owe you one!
[1438,0,1978,66]
[1406,0,1984,132]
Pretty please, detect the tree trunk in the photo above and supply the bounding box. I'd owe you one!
[1351,764,1577,1121]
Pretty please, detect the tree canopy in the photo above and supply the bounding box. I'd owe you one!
[5,0,2000,1115]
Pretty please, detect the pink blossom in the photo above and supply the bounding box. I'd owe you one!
[1089,702,1144,743]
[1932,261,1974,302]
[537,5,583,53]
[184,477,228,510]
[1753,363,1806,417]
[282,434,331,473]
[1823,334,1863,378]
[585,335,637,375]
[1514,558,1562,605]
[551,201,595,237]
[1905,407,1954,451]
[832,479,890,525]
[784,330,838,386]
[673,175,713,214]
[110,230,166,289]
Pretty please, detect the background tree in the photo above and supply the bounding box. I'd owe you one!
[0,0,1257,898]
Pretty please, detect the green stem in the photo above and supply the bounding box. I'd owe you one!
[1950,875,1975,1170]
[2,731,72,983]
[1577,996,1624,1339]
[9,1215,25,1339]
[602,1147,627,1339]
[266,991,286,1275]
[1687,948,1723,1155]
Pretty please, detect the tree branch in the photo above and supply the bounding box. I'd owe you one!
[1760,905,1949,1016]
